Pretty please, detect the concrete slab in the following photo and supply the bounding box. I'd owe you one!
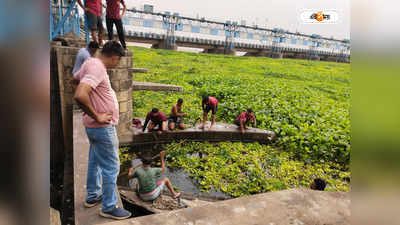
[129,68,149,73]
[73,110,124,225]
[120,120,276,147]
[132,82,183,92]
[101,188,350,225]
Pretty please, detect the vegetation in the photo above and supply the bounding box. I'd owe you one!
[126,46,351,196]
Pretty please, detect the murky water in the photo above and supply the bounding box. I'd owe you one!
[128,158,231,200]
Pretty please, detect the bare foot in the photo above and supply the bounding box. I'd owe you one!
[209,126,214,131]
[173,192,181,199]
[199,124,205,129]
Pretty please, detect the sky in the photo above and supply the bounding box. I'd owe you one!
[125,0,350,40]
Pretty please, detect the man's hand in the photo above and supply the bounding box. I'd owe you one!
[70,79,79,93]
[84,7,95,14]
[96,112,113,124]
[160,151,166,159]
[128,167,134,178]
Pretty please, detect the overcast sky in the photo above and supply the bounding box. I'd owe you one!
[125,0,350,40]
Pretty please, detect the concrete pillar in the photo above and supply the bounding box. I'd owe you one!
[108,50,133,135]
[310,55,321,61]
[151,40,178,50]
[270,52,283,59]
[203,47,235,55]
[51,39,133,140]
[244,50,269,57]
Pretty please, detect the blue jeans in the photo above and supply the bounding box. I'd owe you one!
[85,125,120,213]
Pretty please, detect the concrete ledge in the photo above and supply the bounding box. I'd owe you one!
[132,82,183,92]
[130,68,149,73]
[104,189,350,225]
[120,121,276,147]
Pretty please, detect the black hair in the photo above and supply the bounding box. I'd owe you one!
[101,40,125,57]
[247,108,253,113]
[177,98,184,104]
[314,178,326,191]
[141,155,152,165]
[52,37,68,46]
[88,41,99,49]
[202,96,209,103]
[151,108,159,113]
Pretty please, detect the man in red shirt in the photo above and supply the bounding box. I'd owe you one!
[199,96,218,131]
[142,108,168,134]
[234,108,256,134]
[104,0,127,49]
[77,0,104,45]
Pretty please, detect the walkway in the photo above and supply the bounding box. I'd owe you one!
[73,110,124,225]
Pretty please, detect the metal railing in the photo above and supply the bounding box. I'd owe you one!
[50,0,81,41]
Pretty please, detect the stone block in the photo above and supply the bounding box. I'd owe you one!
[116,90,130,102]
[109,69,129,81]
[119,79,132,91]
[119,100,132,113]
[62,54,76,67]
[118,112,131,124]
[111,80,120,91]
[115,56,133,68]
[117,122,129,135]
[63,92,74,106]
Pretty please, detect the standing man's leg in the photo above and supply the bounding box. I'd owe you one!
[210,107,216,131]
[106,17,114,41]
[94,126,120,212]
[84,135,102,207]
[97,16,104,46]
[86,12,99,43]
[115,19,127,49]
[199,111,208,129]
[95,126,131,219]
[210,114,216,131]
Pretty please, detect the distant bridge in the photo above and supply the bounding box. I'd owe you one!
[114,9,350,62]
[50,0,350,62]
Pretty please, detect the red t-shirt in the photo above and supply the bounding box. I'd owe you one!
[146,111,167,124]
[208,96,218,108]
[85,0,102,17]
[106,0,123,19]
[236,112,255,122]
